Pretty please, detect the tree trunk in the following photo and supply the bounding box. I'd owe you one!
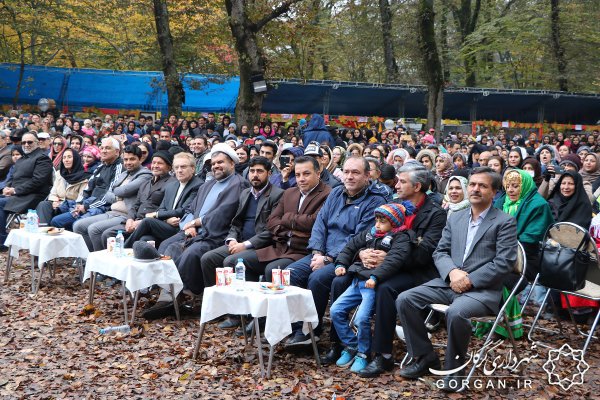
[13,30,25,108]
[225,0,304,127]
[226,0,266,127]
[452,0,481,87]
[152,0,183,116]
[550,0,568,91]
[440,0,450,82]
[378,0,399,83]
[418,0,444,134]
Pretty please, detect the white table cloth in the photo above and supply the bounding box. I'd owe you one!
[5,228,89,266]
[200,282,319,346]
[83,250,183,296]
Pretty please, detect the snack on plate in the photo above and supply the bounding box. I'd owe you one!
[46,227,64,235]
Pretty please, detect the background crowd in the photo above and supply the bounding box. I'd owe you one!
[0,109,598,384]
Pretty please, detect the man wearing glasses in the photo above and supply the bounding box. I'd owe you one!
[37,132,51,154]
[0,132,53,250]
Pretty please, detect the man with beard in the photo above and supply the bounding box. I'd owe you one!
[0,132,53,250]
[143,143,249,319]
[199,156,284,328]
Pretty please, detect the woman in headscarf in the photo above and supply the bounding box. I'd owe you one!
[331,146,346,180]
[35,148,88,224]
[521,157,543,188]
[386,148,410,173]
[69,135,84,153]
[415,149,436,171]
[453,152,468,171]
[536,144,557,173]
[49,136,68,170]
[580,153,600,187]
[0,146,24,191]
[433,153,454,194]
[441,176,470,217]
[548,171,592,228]
[139,141,153,169]
[81,145,101,177]
[347,143,364,157]
[494,169,554,280]
[507,147,526,168]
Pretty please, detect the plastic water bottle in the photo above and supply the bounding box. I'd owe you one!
[115,230,125,257]
[26,210,38,232]
[235,258,246,291]
[99,324,131,335]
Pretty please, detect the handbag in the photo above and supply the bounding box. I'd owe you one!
[538,231,592,292]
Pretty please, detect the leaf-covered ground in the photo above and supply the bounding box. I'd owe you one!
[1,253,599,399]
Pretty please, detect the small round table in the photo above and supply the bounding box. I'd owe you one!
[83,250,184,325]
[4,228,89,293]
[192,282,321,378]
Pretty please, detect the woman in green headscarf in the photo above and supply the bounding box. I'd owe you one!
[494,169,554,281]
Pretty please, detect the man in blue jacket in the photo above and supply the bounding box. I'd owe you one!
[284,156,388,346]
[302,114,335,147]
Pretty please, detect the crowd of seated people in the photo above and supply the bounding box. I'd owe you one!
[2,110,600,392]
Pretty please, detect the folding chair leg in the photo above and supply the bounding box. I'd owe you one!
[503,314,522,372]
[582,309,600,356]
[528,289,552,343]
[520,274,540,316]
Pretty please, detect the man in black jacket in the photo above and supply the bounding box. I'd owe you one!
[358,164,446,376]
[124,152,202,248]
[143,144,249,319]
[0,131,53,249]
[96,151,175,248]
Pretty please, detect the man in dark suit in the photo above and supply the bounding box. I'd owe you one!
[200,156,284,328]
[143,144,249,319]
[124,152,202,248]
[0,131,53,249]
[397,167,517,392]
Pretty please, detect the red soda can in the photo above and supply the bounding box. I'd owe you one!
[224,267,233,285]
[216,268,225,286]
[282,269,291,286]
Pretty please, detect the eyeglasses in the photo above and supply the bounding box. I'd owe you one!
[53,142,63,146]
[141,151,148,155]
[22,141,35,145]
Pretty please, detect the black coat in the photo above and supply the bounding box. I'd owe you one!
[128,173,176,220]
[4,147,53,213]
[156,176,203,220]
[336,229,415,284]
[411,195,448,284]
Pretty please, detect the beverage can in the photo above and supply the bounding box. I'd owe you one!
[216,268,225,286]
[272,268,282,285]
[224,267,233,286]
[107,237,116,253]
[282,269,291,286]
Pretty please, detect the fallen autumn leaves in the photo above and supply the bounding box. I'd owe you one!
[0,253,599,399]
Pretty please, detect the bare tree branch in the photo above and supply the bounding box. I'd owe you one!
[252,0,304,32]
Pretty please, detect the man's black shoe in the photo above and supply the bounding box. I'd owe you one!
[218,315,241,329]
[399,352,440,379]
[142,301,176,320]
[319,343,343,366]
[358,354,395,377]
[439,374,465,392]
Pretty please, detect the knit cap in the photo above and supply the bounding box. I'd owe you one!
[374,201,416,232]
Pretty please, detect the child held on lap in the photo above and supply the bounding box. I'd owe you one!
[330,202,415,373]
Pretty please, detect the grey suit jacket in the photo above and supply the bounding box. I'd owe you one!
[226,183,284,248]
[427,206,518,312]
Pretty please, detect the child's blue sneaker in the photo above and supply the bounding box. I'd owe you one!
[350,353,368,373]
[336,347,357,367]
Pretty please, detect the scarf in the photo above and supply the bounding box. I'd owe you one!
[50,136,68,169]
[521,157,543,187]
[60,149,87,184]
[548,171,592,228]
[435,153,454,181]
[443,176,470,215]
[579,153,600,184]
[502,170,535,217]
